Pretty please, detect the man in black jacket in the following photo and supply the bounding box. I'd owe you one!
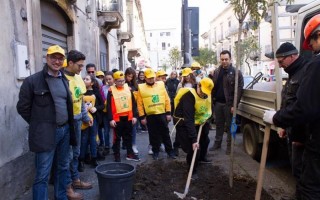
[275,42,307,199]
[165,71,180,115]
[263,14,320,199]
[17,45,76,200]
[210,50,244,154]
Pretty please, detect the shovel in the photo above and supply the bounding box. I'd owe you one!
[255,124,271,200]
[174,123,204,199]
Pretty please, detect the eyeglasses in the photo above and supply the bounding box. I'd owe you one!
[277,56,289,64]
[49,55,64,62]
[75,63,84,68]
[87,71,95,74]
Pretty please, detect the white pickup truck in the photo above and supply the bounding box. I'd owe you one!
[238,0,318,160]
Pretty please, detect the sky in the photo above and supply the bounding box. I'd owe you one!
[141,0,228,34]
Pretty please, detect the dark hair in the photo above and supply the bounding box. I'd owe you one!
[125,67,138,89]
[67,50,86,63]
[105,71,114,77]
[137,71,145,83]
[220,50,231,58]
[87,74,99,90]
[111,68,119,73]
[86,63,96,70]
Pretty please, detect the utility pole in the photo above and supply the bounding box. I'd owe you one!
[181,0,191,68]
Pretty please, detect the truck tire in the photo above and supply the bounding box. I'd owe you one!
[243,123,261,160]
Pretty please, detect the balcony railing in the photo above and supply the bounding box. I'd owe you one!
[96,0,124,32]
[96,0,122,13]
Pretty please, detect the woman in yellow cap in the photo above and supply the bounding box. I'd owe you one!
[176,67,196,92]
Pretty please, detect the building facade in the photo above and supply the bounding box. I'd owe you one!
[0,0,148,199]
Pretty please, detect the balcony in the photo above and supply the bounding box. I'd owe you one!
[117,13,134,44]
[96,0,124,32]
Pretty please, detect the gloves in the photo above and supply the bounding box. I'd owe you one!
[263,110,276,124]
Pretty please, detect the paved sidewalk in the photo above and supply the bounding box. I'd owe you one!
[17,123,295,200]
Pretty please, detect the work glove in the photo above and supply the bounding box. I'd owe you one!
[263,110,276,124]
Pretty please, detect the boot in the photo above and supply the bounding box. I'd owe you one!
[91,157,99,168]
[66,185,83,200]
[78,161,85,172]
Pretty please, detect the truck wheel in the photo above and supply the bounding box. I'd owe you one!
[243,123,261,160]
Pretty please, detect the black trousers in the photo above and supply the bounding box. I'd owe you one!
[298,150,320,200]
[146,114,173,154]
[176,122,210,172]
[112,117,133,155]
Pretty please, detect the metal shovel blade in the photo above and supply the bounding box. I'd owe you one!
[174,191,186,199]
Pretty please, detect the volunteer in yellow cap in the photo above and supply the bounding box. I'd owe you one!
[156,69,168,82]
[46,45,65,76]
[173,77,214,178]
[96,71,105,82]
[191,61,201,70]
[136,68,176,160]
[107,71,140,162]
[176,67,196,92]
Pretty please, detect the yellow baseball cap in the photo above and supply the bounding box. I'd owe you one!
[144,68,156,78]
[181,67,193,77]
[156,69,168,77]
[200,77,214,95]
[47,45,65,56]
[191,61,201,70]
[96,71,105,77]
[113,71,124,80]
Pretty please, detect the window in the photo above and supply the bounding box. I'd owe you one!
[160,32,164,36]
[147,43,150,50]
[166,32,170,36]
[162,42,166,50]
[150,33,152,37]
[168,43,170,47]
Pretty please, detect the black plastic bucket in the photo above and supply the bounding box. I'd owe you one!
[95,162,135,200]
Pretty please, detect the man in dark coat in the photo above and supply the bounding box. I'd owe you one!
[17,45,76,200]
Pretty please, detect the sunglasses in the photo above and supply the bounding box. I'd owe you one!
[87,71,95,74]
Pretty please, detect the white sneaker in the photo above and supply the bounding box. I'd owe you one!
[148,145,153,155]
[160,144,165,152]
[132,145,139,154]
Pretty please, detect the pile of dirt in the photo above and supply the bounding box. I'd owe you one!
[132,160,274,200]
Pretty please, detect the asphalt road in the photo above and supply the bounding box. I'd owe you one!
[17,122,295,200]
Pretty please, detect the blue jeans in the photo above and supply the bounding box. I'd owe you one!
[66,119,81,184]
[80,119,98,159]
[33,124,70,200]
[102,114,111,148]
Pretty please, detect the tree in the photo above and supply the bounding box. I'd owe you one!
[168,47,182,70]
[234,35,260,75]
[193,48,217,67]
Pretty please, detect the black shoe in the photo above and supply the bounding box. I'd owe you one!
[114,153,121,162]
[168,152,177,159]
[209,143,221,151]
[152,152,159,160]
[173,147,179,156]
[200,158,212,164]
[103,147,110,156]
[126,154,141,162]
[78,161,85,172]
[91,158,99,167]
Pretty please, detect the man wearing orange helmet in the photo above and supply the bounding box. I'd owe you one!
[263,14,320,199]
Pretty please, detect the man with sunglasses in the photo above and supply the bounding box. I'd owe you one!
[86,63,103,87]
[17,45,76,200]
[275,42,307,199]
[174,78,214,179]
[264,14,320,199]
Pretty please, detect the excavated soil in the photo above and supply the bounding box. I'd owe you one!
[132,160,274,200]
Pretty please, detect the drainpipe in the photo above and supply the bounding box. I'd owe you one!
[26,0,35,74]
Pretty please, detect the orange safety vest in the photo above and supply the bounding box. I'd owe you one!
[110,84,133,122]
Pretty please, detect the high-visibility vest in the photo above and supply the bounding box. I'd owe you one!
[110,84,133,122]
[174,88,212,125]
[138,81,166,115]
[65,74,87,115]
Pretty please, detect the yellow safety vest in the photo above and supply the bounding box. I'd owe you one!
[110,84,132,114]
[65,74,87,115]
[138,81,166,115]
[174,88,212,125]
